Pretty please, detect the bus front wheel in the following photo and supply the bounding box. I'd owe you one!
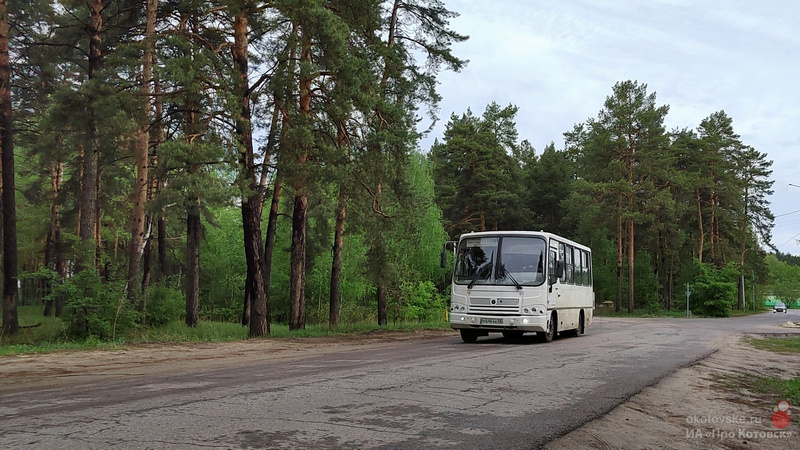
[460,329,479,343]
[539,313,556,343]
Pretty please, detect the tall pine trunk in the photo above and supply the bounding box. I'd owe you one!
[737,186,750,310]
[627,218,635,313]
[615,194,623,312]
[142,74,165,294]
[0,0,18,335]
[289,30,312,331]
[44,163,63,317]
[185,198,200,327]
[695,188,704,263]
[127,0,157,305]
[232,11,270,337]
[289,193,307,330]
[709,191,717,265]
[259,174,282,323]
[377,284,388,326]
[329,188,347,327]
[78,0,103,271]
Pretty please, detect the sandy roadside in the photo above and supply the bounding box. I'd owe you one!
[546,333,800,450]
[0,329,455,394]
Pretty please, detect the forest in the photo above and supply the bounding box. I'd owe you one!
[0,1,794,341]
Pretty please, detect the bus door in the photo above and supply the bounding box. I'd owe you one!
[547,241,560,308]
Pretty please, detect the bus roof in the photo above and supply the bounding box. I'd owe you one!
[457,231,591,252]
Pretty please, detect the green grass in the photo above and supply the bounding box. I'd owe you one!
[744,336,800,354]
[1,305,450,356]
[716,373,800,409]
[130,318,450,342]
[750,376,800,407]
[722,336,800,408]
[594,307,691,318]
[594,306,769,318]
[0,305,68,345]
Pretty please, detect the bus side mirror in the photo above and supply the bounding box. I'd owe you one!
[440,241,455,268]
[549,261,563,286]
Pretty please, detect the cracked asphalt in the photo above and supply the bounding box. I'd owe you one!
[1,313,795,449]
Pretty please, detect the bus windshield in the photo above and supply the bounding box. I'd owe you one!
[454,236,546,287]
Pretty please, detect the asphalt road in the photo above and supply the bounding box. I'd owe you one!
[1,311,798,449]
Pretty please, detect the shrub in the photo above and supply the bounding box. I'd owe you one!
[691,261,738,317]
[399,281,446,322]
[144,284,184,327]
[51,270,139,340]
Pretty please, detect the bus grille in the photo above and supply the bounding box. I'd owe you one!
[468,297,520,315]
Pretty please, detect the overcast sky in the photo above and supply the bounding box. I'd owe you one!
[420,0,800,255]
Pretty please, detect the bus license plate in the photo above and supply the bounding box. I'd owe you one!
[480,318,503,325]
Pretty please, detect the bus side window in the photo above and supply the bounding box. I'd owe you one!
[581,250,588,285]
[586,251,593,286]
[565,246,573,284]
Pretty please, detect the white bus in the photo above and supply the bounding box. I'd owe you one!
[442,231,594,343]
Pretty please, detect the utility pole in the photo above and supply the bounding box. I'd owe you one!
[686,283,692,318]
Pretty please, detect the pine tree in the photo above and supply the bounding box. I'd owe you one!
[570,81,669,312]
[431,103,526,236]
[0,0,19,335]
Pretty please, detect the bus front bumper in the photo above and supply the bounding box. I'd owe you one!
[449,314,547,333]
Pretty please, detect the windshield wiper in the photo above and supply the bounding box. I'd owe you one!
[468,262,492,289]
[500,264,523,290]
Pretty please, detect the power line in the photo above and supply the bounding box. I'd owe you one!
[775,209,800,218]
[778,231,800,248]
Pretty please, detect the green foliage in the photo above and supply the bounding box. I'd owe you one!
[130,321,249,343]
[766,254,800,304]
[690,261,738,317]
[6,0,783,349]
[398,281,446,322]
[580,236,616,304]
[593,308,688,318]
[144,284,184,327]
[634,251,661,312]
[431,103,529,236]
[523,143,574,235]
[0,305,67,350]
[54,270,139,340]
[199,207,246,321]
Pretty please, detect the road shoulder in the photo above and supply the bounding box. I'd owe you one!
[545,334,800,449]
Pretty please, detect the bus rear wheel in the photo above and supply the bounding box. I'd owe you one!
[460,329,479,343]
